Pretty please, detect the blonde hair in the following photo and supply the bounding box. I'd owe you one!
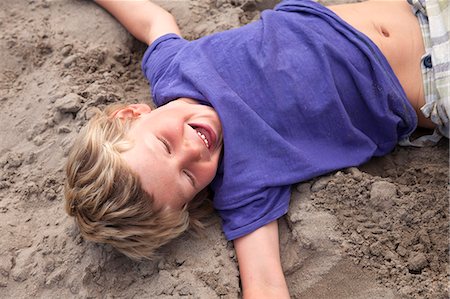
[64,104,212,260]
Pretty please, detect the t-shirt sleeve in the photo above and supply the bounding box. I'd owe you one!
[141,33,188,106]
[274,0,314,12]
[214,186,291,240]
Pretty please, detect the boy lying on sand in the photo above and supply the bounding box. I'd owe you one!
[65,0,449,297]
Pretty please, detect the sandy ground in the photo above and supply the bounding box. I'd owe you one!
[0,0,448,298]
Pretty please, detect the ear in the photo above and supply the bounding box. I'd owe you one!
[112,104,152,119]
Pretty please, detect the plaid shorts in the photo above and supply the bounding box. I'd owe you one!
[401,0,449,146]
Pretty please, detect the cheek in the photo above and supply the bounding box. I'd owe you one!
[166,119,185,136]
[207,159,220,181]
[197,165,216,187]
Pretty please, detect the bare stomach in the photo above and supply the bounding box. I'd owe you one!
[328,0,434,128]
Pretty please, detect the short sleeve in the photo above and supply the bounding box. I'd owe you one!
[274,0,314,12]
[214,186,291,240]
[141,33,188,106]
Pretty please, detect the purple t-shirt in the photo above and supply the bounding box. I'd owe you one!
[142,0,417,240]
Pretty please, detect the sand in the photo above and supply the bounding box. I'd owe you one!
[0,0,448,298]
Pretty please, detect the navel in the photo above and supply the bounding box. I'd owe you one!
[380,25,390,38]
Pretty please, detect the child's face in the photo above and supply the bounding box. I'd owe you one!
[117,99,223,209]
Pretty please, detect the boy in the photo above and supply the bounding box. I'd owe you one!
[65,0,449,297]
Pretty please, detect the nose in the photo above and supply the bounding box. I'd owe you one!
[178,137,203,168]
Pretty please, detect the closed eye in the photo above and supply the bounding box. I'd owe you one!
[159,138,171,154]
[183,170,196,188]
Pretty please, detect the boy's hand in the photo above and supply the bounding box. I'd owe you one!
[95,0,181,45]
[234,221,290,299]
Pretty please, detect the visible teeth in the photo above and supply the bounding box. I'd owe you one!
[197,131,209,148]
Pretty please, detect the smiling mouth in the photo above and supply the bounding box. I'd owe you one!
[189,124,216,151]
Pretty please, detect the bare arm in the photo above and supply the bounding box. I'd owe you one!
[94,0,181,45]
[234,220,290,299]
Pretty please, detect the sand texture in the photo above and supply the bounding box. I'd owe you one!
[0,0,448,298]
